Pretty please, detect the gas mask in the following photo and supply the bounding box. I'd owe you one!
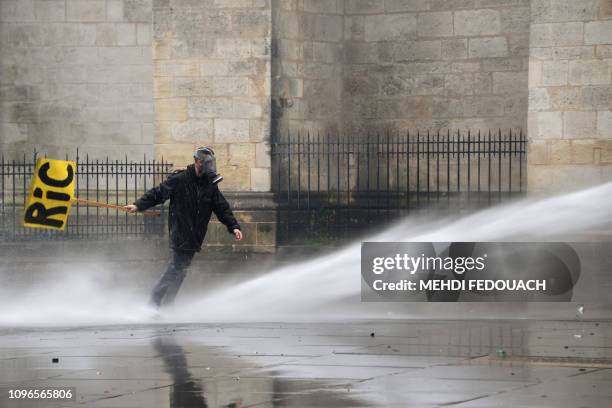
[194,147,223,184]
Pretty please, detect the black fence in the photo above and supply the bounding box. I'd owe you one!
[272,129,527,244]
[2,130,527,244]
[0,151,173,241]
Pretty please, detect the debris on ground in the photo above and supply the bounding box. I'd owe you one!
[576,304,584,318]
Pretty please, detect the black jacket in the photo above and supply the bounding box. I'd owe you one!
[135,164,240,252]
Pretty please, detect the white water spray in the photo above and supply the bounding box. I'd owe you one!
[1,183,611,326]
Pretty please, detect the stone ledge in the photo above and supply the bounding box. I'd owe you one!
[221,191,278,210]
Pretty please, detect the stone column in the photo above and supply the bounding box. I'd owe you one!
[151,1,276,253]
[271,0,344,137]
[153,0,272,192]
[527,0,612,192]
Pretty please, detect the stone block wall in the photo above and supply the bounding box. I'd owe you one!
[206,191,277,253]
[271,0,344,137]
[527,0,612,192]
[0,0,154,160]
[2,0,611,198]
[343,0,530,135]
[152,0,272,192]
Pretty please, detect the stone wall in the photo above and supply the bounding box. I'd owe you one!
[207,192,277,253]
[271,0,344,137]
[0,0,154,160]
[527,0,612,192]
[270,0,531,138]
[153,0,272,192]
[3,0,611,197]
[343,0,530,135]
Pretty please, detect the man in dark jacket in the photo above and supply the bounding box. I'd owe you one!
[124,147,242,308]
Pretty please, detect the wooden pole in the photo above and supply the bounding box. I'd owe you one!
[72,198,161,216]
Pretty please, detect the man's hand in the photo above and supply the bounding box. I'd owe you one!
[233,229,243,241]
[124,204,139,213]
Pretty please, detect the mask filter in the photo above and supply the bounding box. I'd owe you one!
[194,147,223,184]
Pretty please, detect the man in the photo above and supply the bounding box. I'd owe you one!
[124,147,243,309]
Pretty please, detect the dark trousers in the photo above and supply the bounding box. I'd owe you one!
[150,249,196,308]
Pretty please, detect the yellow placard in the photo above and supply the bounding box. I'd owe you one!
[23,158,76,231]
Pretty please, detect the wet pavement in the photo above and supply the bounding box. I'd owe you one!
[0,320,611,407]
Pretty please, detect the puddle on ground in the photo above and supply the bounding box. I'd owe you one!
[1,320,611,407]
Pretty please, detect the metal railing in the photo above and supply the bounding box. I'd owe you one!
[0,151,173,241]
[271,129,527,244]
